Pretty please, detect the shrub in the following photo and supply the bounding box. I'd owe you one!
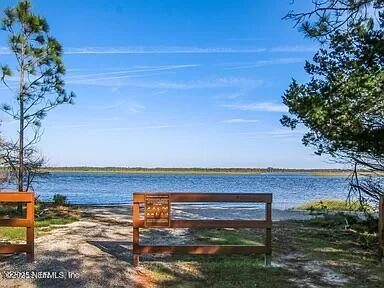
[296,199,373,213]
[52,194,68,206]
[309,212,378,234]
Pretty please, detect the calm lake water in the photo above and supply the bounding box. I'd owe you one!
[20,172,352,209]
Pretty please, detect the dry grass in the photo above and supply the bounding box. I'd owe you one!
[142,214,383,287]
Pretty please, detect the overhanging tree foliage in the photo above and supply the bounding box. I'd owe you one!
[282,0,384,202]
[0,0,75,191]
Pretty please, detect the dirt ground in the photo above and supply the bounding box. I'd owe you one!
[0,206,382,288]
[0,206,145,288]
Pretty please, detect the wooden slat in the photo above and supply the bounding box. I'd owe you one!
[133,194,142,202]
[26,200,34,262]
[172,220,272,228]
[137,245,267,254]
[0,192,34,203]
[132,201,140,266]
[379,196,383,261]
[0,218,32,227]
[266,202,272,254]
[135,219,271,228]
[0,244,32,254]
[133,202,140,227]
[134,193,272,203]
[380,196,383,244]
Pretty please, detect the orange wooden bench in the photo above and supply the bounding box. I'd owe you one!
[0,192,35,262]
[132,192,272,267]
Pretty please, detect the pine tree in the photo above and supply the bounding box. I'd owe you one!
[282,0,384,202]
[0,0,75,191]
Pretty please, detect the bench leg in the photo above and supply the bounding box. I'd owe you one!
[132,254,139,267]
[132,227,139,267]
[265,253,271,266]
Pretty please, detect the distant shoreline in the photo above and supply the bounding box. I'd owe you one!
[38,167,364,176]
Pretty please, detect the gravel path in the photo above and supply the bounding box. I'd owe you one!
[0,206,146,288]
[0,206,313,287]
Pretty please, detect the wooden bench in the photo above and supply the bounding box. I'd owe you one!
[132,192,272,266]
[0,192,35,262]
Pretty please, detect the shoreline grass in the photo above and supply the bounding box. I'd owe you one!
[295,199,373,212]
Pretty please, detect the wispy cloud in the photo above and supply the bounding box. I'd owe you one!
[0,45,318,55]
[64,65,204,87]
[46,123,173,132]
[87,117,123,122]
[103,99,145,113]
[270,45,318,52]
[151,90,169,96]
[66,64,199,82]
[222,102,288,112]
[222,57,305,70]
[214,92,244,100]
[226,37,265,41]
[125,103,145,113]
[266,129,301,137]
[0,62,262,90]
[144,78,262,90]
[265,128,306,139]
[244,128,306,140]
[1,64,198,83]
[70,76,263,90]
[46,123,92,129]
[0,47,11,55]
[89,124,174,132]
[223,118,259,124]
[65,45,317,54]
[64,46,267,54]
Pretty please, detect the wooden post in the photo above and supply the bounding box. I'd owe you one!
[379,196,383,262]
[132,200,140,267]
[26,198,34,262]
[265,202,272,266]
[0,192,34,262]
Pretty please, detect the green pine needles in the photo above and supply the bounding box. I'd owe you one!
[0,0,75,191]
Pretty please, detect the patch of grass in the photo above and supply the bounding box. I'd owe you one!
[142,228,294,287]
[307,212,378,233]
[142,214,383,287]
[0,227,25,241]
[303,213,379,253]
[195,228,262,245]
[296,199,372,212]
[143,256,297,288]
[0,204,80,242]
[35,216,78,228]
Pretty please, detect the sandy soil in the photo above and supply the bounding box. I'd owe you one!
[0,206,313,288]
[1,206,144,288]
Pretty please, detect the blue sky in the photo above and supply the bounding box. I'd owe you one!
[0,0,337,168]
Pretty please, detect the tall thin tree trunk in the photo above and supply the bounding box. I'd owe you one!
[18,96,24,192]
[17,68,24,215]
[18,31,25,193]
[17,36,25,216]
